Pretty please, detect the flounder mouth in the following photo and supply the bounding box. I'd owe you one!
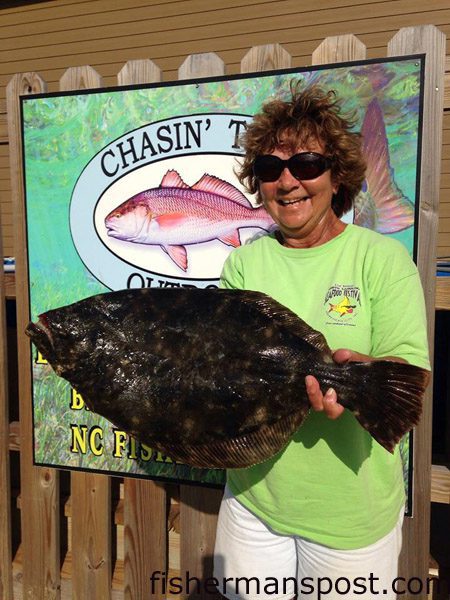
[25,315,55,363]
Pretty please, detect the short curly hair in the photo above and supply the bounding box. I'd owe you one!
[237,81,366,217]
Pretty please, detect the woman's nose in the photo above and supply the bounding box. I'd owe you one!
[277,166,301,189]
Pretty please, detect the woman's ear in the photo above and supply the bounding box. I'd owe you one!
[332,178,340,195]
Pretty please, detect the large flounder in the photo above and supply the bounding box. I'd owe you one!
[26,288,429,469]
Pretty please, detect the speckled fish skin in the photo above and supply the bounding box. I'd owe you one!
[26,288,429,469]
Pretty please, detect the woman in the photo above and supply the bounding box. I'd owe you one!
[213,84,430,600]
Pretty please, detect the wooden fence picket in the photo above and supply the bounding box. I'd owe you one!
[118,58,162,86]
[0,230,12,598]
[240,43,292,72]
[311,34,367,64]
[387,24,446,587]
[117,58,168,600]
[178,52,225,80]
[57,64,113,600]
[177,52,225,600]
[6,71,63,600]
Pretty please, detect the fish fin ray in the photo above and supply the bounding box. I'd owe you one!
[162,244,188,271]
[219,230,241,247]
[192,174,252,206]
[340,361,429,452]
[160,169,190,189]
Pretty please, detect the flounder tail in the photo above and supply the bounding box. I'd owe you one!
[330,361,430,452]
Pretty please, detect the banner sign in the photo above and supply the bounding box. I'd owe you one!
[22,56,424,489]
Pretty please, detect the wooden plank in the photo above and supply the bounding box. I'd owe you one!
[177,50,225,600]
[70,472,112,600]
[0,214,12,596]
[431,465,450,504]
[179,485,223,600]
[60,64,104,90]
[437,203,450,218]
[3,273,14,300]
[7,71,62,599]
[0,0,277,28]
[441,173,450,190]
[179,52,225,80]
[0,0,446,42]
[1,11,450,76]
[444,72,450,109]
[312,33,367,63]
[8,420,19,451]
[0,27,449,92]
[117,58,161,86]
[438,217,450,231]
[58,64,113,600]
[436,277,450,310]
[123,479,166,600]
[241,43,291,72]
[388,25,446,597]
[116,58,167,600]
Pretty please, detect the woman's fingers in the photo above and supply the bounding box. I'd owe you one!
[305,375,344,419]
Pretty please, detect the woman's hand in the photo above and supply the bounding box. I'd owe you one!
[305,349,407,419]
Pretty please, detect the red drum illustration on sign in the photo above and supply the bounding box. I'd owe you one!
[104,169,275,272]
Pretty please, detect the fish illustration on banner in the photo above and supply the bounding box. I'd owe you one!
[105,169,275,271]
[104,99,414,275]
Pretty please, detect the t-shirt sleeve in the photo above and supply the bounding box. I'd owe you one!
[369,243,430,370]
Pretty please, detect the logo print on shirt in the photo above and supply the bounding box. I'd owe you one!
[324,285,361,324]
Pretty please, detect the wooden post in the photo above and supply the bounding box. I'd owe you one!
[117,58,168,600]
[0,232,12,597]
[58,65,113,600]
[178,52,225,600]
[70,471,111,599]
[388,25,446,594]
[7,72,62,599]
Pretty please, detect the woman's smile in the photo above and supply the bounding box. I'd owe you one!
[277,195,310,206]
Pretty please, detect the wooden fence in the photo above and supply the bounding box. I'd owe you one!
[0,25,446,599]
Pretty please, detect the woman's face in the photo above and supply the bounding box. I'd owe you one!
[258,140,339,245]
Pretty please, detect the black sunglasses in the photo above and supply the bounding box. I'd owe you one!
[252,152,332,182]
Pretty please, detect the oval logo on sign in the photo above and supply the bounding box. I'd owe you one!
[70,113,275,290]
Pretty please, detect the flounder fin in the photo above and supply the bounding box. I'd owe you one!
[340,361,429,453]
[161,244,188,271]
[160,169,190,189]
[149,411,307,469]
[219,230,241,247]
[359,98,414,234]
[240,291,331,355]
[192,174,252,207]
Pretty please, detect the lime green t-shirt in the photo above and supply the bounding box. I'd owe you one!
[220,224,430,550]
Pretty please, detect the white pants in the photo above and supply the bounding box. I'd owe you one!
[214,487,404,600]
